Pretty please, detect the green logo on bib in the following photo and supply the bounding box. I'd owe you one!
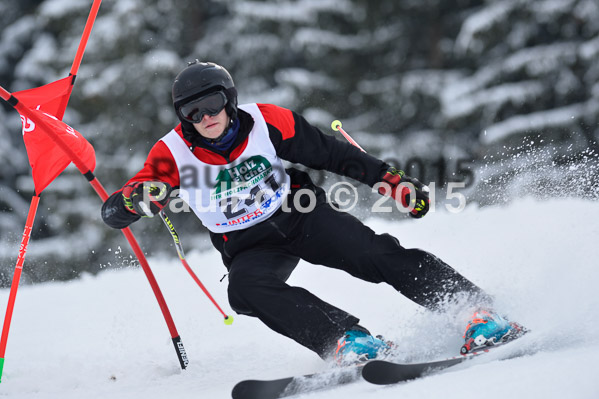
[214,155,272,196]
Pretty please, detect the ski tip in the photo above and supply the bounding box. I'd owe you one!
[361,360,395,385]
[231,378,291,399]
[231,381,247,399]
[231,380,262,399]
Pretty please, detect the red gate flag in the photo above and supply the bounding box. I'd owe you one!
[14,77,96,194]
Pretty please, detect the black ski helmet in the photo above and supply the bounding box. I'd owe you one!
[172,60,238,121]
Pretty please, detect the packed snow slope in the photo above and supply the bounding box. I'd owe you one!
[1,197,598,399]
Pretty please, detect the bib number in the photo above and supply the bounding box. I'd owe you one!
[220,174,281,219]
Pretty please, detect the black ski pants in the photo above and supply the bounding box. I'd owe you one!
[210,171,487,358]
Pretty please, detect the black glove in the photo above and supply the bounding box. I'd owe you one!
[122,181,172,217]
[378,167,430,218]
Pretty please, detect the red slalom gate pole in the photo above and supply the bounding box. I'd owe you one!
[0,195,40,382]
[69,0,102,77]
[88,181,189,369]
[1,0,188,374]
[1,87,188,370]
[56,0,102,120]
[0,86,10,102]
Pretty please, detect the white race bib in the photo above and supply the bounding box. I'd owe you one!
[161,103,290,233]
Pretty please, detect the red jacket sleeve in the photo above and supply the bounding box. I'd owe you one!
[101,141,180,229]
[123,141,180,188]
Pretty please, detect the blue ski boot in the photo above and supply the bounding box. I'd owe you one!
[461,309,527,354]
[334,325,391,364]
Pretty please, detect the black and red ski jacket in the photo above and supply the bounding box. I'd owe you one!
[102,103,388,229]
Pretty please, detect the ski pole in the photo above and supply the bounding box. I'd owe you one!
[331,120,366,152]
[159,211,234,325]
[332,119,431,217]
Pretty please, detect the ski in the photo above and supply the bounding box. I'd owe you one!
[361,351,479,385]
[363,322,531,386]
[231,363,364,399]
[362,337,525,385]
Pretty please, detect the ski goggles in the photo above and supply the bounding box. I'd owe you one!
[178,91,228,123]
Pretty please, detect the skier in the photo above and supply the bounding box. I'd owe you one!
[101,61,523,362]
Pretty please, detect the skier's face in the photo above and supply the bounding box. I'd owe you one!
[193,108,229,139]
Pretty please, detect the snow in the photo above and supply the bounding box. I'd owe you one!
[455,1,517,54]
[441,67,503,115]
[292,28,371,52]
[39,0,90,18]
[531,0,578,21]
[502,43,578,77]
[0,17,38,77]
[2,197,599,398]
[232,0,354,23]
[480,102,586,144]
[14,34,60,83]
[441,42,580,128]
[443,80,545,120]
[143,49,180,72]
[274,68,338,91]
[580,35,599,60]
[80,64,124,97]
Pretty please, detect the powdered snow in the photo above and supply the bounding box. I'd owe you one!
[1,197,598,398]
